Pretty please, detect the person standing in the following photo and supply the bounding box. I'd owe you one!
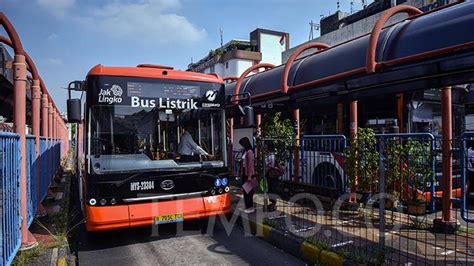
[178,124,209,162]
[239,137,255,213]
[467,141,474,202]
[265,141,283,212]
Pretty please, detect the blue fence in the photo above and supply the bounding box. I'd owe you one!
[26,136,37,227]
[0,133,21,266]
[1,135,62,266]
[39,137,47,201]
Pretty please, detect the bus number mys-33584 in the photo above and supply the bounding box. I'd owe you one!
[67,64,231,231]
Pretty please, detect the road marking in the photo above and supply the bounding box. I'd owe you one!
[332,240,354,248]
[441,250,454,255]
[294,226,315,233]
[269,215,287,220]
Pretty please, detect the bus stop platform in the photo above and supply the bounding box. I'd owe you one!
[229,187,474,265]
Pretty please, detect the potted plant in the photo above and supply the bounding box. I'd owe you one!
[401,140,433,215]
[384,138,402,209]
[345,128,380,206]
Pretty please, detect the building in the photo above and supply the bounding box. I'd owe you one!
[283,0,457,63]
[188,28,289,78]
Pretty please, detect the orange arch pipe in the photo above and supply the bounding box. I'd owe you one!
[281,42,330,93]
[0,12,25,55]
[233,63,275,97]
[366,5,422,73]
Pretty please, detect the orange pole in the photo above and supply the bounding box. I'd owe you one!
[293,109,300,180]
[31,80,47,216]
[337,103,344,134]
[48,104,53,141]
[41,94,49,187]
[14,55,37,247]
[442,87,453,222]
[350,101,358,202]
[396,94,404,132]
[41,95,48,137]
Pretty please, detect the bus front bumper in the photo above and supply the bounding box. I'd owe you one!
[85,193,231,231]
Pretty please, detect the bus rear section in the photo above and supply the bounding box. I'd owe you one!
[77,65,231,231]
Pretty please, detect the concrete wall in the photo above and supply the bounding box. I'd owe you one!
[260,32,286,66]
[202,59,253,78]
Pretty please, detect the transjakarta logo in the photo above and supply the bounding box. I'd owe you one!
[202,90,221,108]
[98,85,123,104]
[205,90,218,102]
[131,96,198,109]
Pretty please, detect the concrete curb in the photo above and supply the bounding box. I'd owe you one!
[238,213,347,265]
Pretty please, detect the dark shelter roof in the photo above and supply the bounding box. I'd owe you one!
[226,1,474,108]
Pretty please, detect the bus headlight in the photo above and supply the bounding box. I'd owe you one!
[110,198,117,205]
[221,178,228,186]
[210,189,216,196]
[89,198,97,206]
[100,199,107,206]
[218,188,224,194]
[224,186,230,193]
[214,179,221,187]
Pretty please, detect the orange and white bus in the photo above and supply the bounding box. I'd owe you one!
[68,64,231,231]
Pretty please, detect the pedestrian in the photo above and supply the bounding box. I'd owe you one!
[239,137,256,213]
[264,141,283,211]
[467,141,474,201]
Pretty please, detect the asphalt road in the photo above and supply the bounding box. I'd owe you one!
[76,218,305,265]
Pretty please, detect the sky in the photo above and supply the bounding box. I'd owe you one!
[1,0,369,112]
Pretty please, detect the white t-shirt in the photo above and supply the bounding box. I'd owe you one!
[468,148,474,172]
[265,152,276,167]
[178,131,208,156]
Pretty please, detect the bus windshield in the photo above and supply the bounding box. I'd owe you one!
[86,76,226,174]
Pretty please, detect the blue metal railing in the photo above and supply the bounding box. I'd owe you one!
[1,134,63,265]
[460,132,474,223]
[39,137,47,201]
[26,135,37,227]
[0,132,21,266]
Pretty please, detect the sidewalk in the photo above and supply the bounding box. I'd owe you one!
[14,153,76,266]
[230,187,348,265]
[230,187,474,265]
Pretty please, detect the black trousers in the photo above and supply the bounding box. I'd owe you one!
[469,171,474,194]
[268,178,279,204]
[241,175,254,209]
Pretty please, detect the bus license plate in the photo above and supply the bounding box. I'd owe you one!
[154,213,184,224]
[130,181,155,191]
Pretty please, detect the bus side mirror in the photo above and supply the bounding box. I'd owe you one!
[244,106,254,127]
[238,104,255,127]
[67,98,81,123]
